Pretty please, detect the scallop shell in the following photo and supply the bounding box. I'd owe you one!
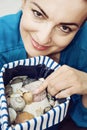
[10,96,25,111]
[8,107,17,123]
[15,112,34,124]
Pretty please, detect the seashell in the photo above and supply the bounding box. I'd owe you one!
[35,107,43,116]
[10,77,23,93]
[24,80,44,91]
[43,106,52,113]
[10,77,23,84]
[49,99,55,106]
[54,100,59,107]
[23,97,50,117]
[15,112,34,124]
[11,82,23,94]
[47,93,55,106]
[5,84,13,97]
[17,76,28,81]
[22,77,36,86]
[6,97,10,106]
[24,79,46,102]
[10,96,25,111]
[8,107,17,123]
[23,92,33,104]
[39,78,45,82]
[19,87,29,94]
[10,93,21,98]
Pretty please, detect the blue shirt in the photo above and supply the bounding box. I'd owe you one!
[0,11,27,69]
[0,11,87,127]
[59,21,87,127]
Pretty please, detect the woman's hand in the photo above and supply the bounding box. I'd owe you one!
[34,65,87,98]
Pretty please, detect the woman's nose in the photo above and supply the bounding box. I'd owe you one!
[37,24,53,45]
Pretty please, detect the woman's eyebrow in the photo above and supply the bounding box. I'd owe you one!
[30,2,48,18]
[30,2,80,28]
[60,22,79,28]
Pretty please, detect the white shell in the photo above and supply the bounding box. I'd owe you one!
[11,82,23,93]
[19,87,29,93]
[54,100,59,107]
[10,93,21,98]
[8,107,17,123]
[10,96,25,111]
[5,85,13,97]
[23,97,50,117]
[39,78,45,82]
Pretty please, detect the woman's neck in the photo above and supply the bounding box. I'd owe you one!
[48,53,60,63]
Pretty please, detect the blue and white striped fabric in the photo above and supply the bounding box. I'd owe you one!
[0,56,70,130]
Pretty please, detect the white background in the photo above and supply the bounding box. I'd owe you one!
[0,0,22,16]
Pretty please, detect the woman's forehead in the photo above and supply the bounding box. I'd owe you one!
[29,0,87,13]
[28,0,87,22]
[29,0,87,6]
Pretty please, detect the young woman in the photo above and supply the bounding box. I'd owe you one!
[0,0,87,129]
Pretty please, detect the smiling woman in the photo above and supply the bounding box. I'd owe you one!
[0,0,87,130]
[20,0,87,58]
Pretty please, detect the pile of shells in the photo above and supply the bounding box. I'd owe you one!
[5,76,59,125]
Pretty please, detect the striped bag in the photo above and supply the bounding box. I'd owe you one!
[0,56,70,130]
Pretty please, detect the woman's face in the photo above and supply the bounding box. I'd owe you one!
[20,0,87,57]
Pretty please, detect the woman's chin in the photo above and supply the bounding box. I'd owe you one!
[27,51,44,58]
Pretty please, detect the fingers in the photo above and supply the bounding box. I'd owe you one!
[55,87,76,98]
[56,90,70,99]
[33,80,48,94]
[46,65,69,81]
[33,65,82,99]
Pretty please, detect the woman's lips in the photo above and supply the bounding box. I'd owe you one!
[31,38,49,51]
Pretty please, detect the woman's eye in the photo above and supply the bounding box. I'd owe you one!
[32,9,43,19]
[60,25,72,33]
